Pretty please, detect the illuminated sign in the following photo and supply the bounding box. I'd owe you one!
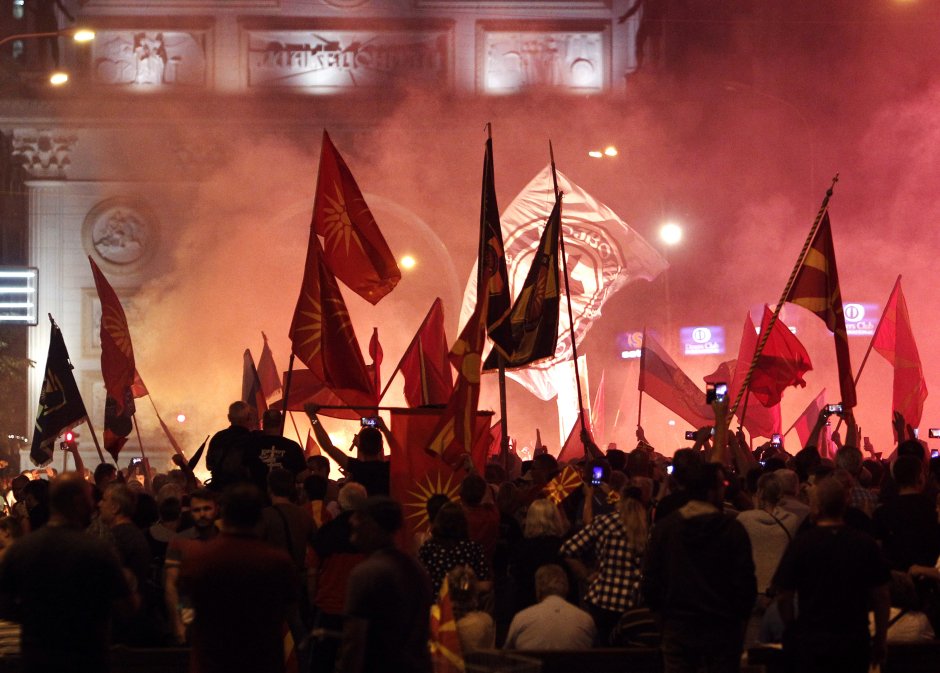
[843,302,879,336]
[616,330,643,360]
[0,267,38,325]
[680,326,725,356]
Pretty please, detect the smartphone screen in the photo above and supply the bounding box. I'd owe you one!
[360,416,378,427]
[591,466,603,485]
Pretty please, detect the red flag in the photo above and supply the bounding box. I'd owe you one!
[544,465,582,504]
[557,410,594,463]
[871,276,928,429]
[790,389,827,448]
[242,349,266,427]
[289,235,375,407]
[368,327,383,404]
[639,331,713,430]
[784,213,856,407]
[89,257,138,461]
[276,368,370,421]
[312,130,400,304]
[750,306,812,407]
[389,408,489,549]
[479,133,514,359]
[429,578,464,673]
[488,421,502,458]
[705,359,781,439]
[258,332,283,407]
[399,298,454,408]
[591,370,607,444]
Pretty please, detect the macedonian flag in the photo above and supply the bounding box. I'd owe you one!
[784,213,856,408]
[311,130,400,305]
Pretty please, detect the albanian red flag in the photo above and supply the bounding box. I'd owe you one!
[312,130,400,304]
[871,276,927,428]
[784,213,856,408]
[289,235,375,408]
[750,306,812,408]
[399,298,454,408]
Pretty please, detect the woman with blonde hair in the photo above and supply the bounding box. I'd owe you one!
[508,499,573,614]
[561,486,649,645]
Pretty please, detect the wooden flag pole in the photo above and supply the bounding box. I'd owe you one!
[82,413,107,465]
[549,142,584,433]
[281,353,296,437]
[144,390,185,457]
[379,299,439,402]
[287,411,304,445]
[728,174,839,421]
[637,327,648,430]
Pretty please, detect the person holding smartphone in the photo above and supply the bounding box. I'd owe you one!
[307,407,392,497]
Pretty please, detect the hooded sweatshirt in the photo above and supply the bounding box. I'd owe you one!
[736,506,798,593]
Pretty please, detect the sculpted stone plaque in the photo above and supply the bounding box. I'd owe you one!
[481,28,605,94]
[93,30,207,86]
[82,197,159,274]
[246,28,451,91]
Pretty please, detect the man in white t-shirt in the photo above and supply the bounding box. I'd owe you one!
[504,564,596,650]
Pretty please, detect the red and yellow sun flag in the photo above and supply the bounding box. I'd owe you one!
[544,465,582,505]
[289,235,375,407]
[429,577,465,673]
[312,130,400,305]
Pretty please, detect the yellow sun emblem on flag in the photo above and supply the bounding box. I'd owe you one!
[102,306,133,359]
[404,471,460,534]
[292,291,323,356]
[544,465,582,504]
[321,183,366,256]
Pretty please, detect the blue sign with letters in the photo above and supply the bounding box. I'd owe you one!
[680,326,725,356]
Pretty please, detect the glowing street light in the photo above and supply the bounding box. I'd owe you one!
[659,221,683,246]
[400,255,416,270]
[603,146,618,157]
[49,71,68,86]
[176,413,186,424]
[588,150,603,159]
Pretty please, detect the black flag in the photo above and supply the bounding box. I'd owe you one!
[31,318,88,466]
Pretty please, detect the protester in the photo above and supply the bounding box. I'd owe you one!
[447,564,496,652]
[247,409,306,479]
[504,564,596,650]
[0,473,133,673]
[419,501,491,596]
[308,407,391,496]
[181,483,297,673]
[508,498,573,613]
[872,454,940,571]
[205,401,262,491]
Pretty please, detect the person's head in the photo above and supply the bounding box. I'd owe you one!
[495,481,518,516]
[483,463,506,485]
[616,489,649,551]
[893,454,925,491]
[267,468,296,501]
[49,473,96,528]
[775,469,800,497]
[425,493,451,526]
[99,482,136,526]
[0,516,24,550]
[813,475,848,521]
[11,474,29,501]
[793,446,821,483]
[626,448,651,478]
[93,463,118,491]
[459,474,487,506]
[350,496,402,552]
[669,449,704,489]
[523,498,564,538]
[431,501,468,542]
[227,401,254,429]
[897,439,926,463]
[303,474,328,502]
[357,427,384,460]
[221,483,264,532]
[261,409,284,435]
[447,565,480,617]
[337,482,368,512]
[189,488,219,530]
[835,445,864,476]
[756,472,784,509]
[534,564,569,602]
[529,453,558,486]
[684,461,725,506]
[307,455,330,479]
[157,496,182,524]
[606,449,627,473]
[23,478,50,509]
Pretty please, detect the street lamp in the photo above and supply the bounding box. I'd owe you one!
[0,27,96,85]
[659,221,683,246]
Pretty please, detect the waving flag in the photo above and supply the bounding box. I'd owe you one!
[784,213,855,408]
[479,132,514,360]
[460,166,667,400]
[289,235,375,407]
[398,299,454,407]
[89,257,139,460]
[312,130,400,304]
[483,196,561,371]
[750,306,812,408]
[242,349,266,427]
[257,332,283,407]
[31,318,88,466]
[640,332,714,430]
[871,276,927,428]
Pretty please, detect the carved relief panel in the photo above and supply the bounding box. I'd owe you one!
[92,30,209,87]
[244,24,453,92]
[479,23,607,94]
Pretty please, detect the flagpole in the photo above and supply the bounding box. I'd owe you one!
[637,327,647,429]
[82,413,107,464]
[282,353,296,437]
[549,142,585,434]
[728,174,839,420]
[144,391,185,456]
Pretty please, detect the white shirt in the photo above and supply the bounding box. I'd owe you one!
[504,595,596,650]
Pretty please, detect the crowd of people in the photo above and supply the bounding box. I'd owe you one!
[0,398,937,673]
